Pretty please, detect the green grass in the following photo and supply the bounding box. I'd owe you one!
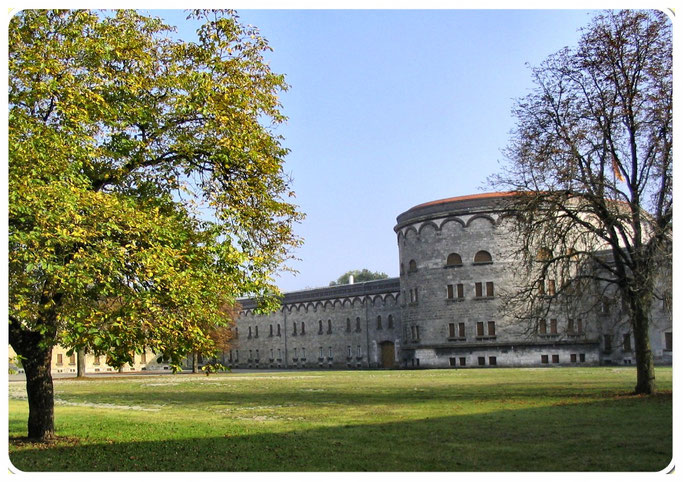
[8,367,672,472]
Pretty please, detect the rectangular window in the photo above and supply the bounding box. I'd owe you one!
[293,348,298,358]
[415,326,420,340]
[486,282,494,297]
[249,349,253,360]
[329,347,333,358]
[255,349,259,360]
[476,322,484,337]
[459,357,466,366]
[447,284,454,299]
[141,352,147,364]
[457,284,464,299]
[458,322,466,338]
[577,319,583,334]
[278,348,282,359]
[552,354,559,363]
[539,281,545,295]
[301,347,306,359]
[489,356,497,366]
[411,326,416,340]
[570,353,577,363]
[478,356,485,366]
[601,300,610,314]
[320,347,324,358]
[623,334,632,352]
[475,282,483,298]
[69,354,76,365]
[57,354,63,365]
[347,346,352,357]
[541,355,549,364]
[604,334,612,353]
[448,323,456,338]
[548,279,556,295]
[357,345,361,358]
[93,355,101,365]
[568,319,574,334]
[550,319,557,334]
[579,353,586,362]
[539,319,547,335]
[487,321,496,336]
[665,332,672,351]
[449,357,456,367]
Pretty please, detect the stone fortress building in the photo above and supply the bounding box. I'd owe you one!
[232,193,672,370]
[12,192,670,375]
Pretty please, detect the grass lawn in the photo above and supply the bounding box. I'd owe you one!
[8,367,672,472]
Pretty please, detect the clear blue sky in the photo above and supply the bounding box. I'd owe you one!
[155,9,598,292]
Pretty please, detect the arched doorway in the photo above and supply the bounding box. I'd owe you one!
[379,341,395,368]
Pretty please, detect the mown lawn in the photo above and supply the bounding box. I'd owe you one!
[8,367,672,472]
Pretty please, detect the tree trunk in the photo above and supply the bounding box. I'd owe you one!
[631,293,656,395]
[22,346,56,440]
[9,314,57,441]
[76,348,86,378]
[192,353,199,373]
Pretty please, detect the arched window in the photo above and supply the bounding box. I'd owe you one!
[388,314,394,329]
[292,322,297,335]
[301,321,306,335]
[474,250,492,264]
[377,315,382,330]
[408,259,417,272]
[536,247,552,261]
[319,320,323,334]
[446,253,463,267]
[355,317,361,332]
[346,318,351,332]
[400,263,405,275]
[327,319,332,333]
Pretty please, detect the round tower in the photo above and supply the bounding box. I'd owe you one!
[394,193,515,368]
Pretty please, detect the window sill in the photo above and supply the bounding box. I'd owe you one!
[475,336,497,341]
[446,298,465,302]
[447,337,467,342]
[473,296,495,301]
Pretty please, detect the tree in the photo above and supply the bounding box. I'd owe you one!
[329,269,389,286]
[491,10,672,394]
[9,9,303,440]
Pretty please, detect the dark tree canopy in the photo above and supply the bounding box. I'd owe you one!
[491,10,672,395]
[329,269,389,286]
[9,9,303,439]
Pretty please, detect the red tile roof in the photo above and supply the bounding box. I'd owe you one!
[408,192,517,211]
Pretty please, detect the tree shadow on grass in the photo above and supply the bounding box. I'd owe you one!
[9,394,672,472]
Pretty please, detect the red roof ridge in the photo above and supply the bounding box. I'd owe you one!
[408,192,517,211]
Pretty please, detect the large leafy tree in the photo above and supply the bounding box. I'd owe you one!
[9,9,303,440]
[492,10,672,394]
[329,269,388,286]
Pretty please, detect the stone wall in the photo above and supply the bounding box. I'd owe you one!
[234,279,402,369]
